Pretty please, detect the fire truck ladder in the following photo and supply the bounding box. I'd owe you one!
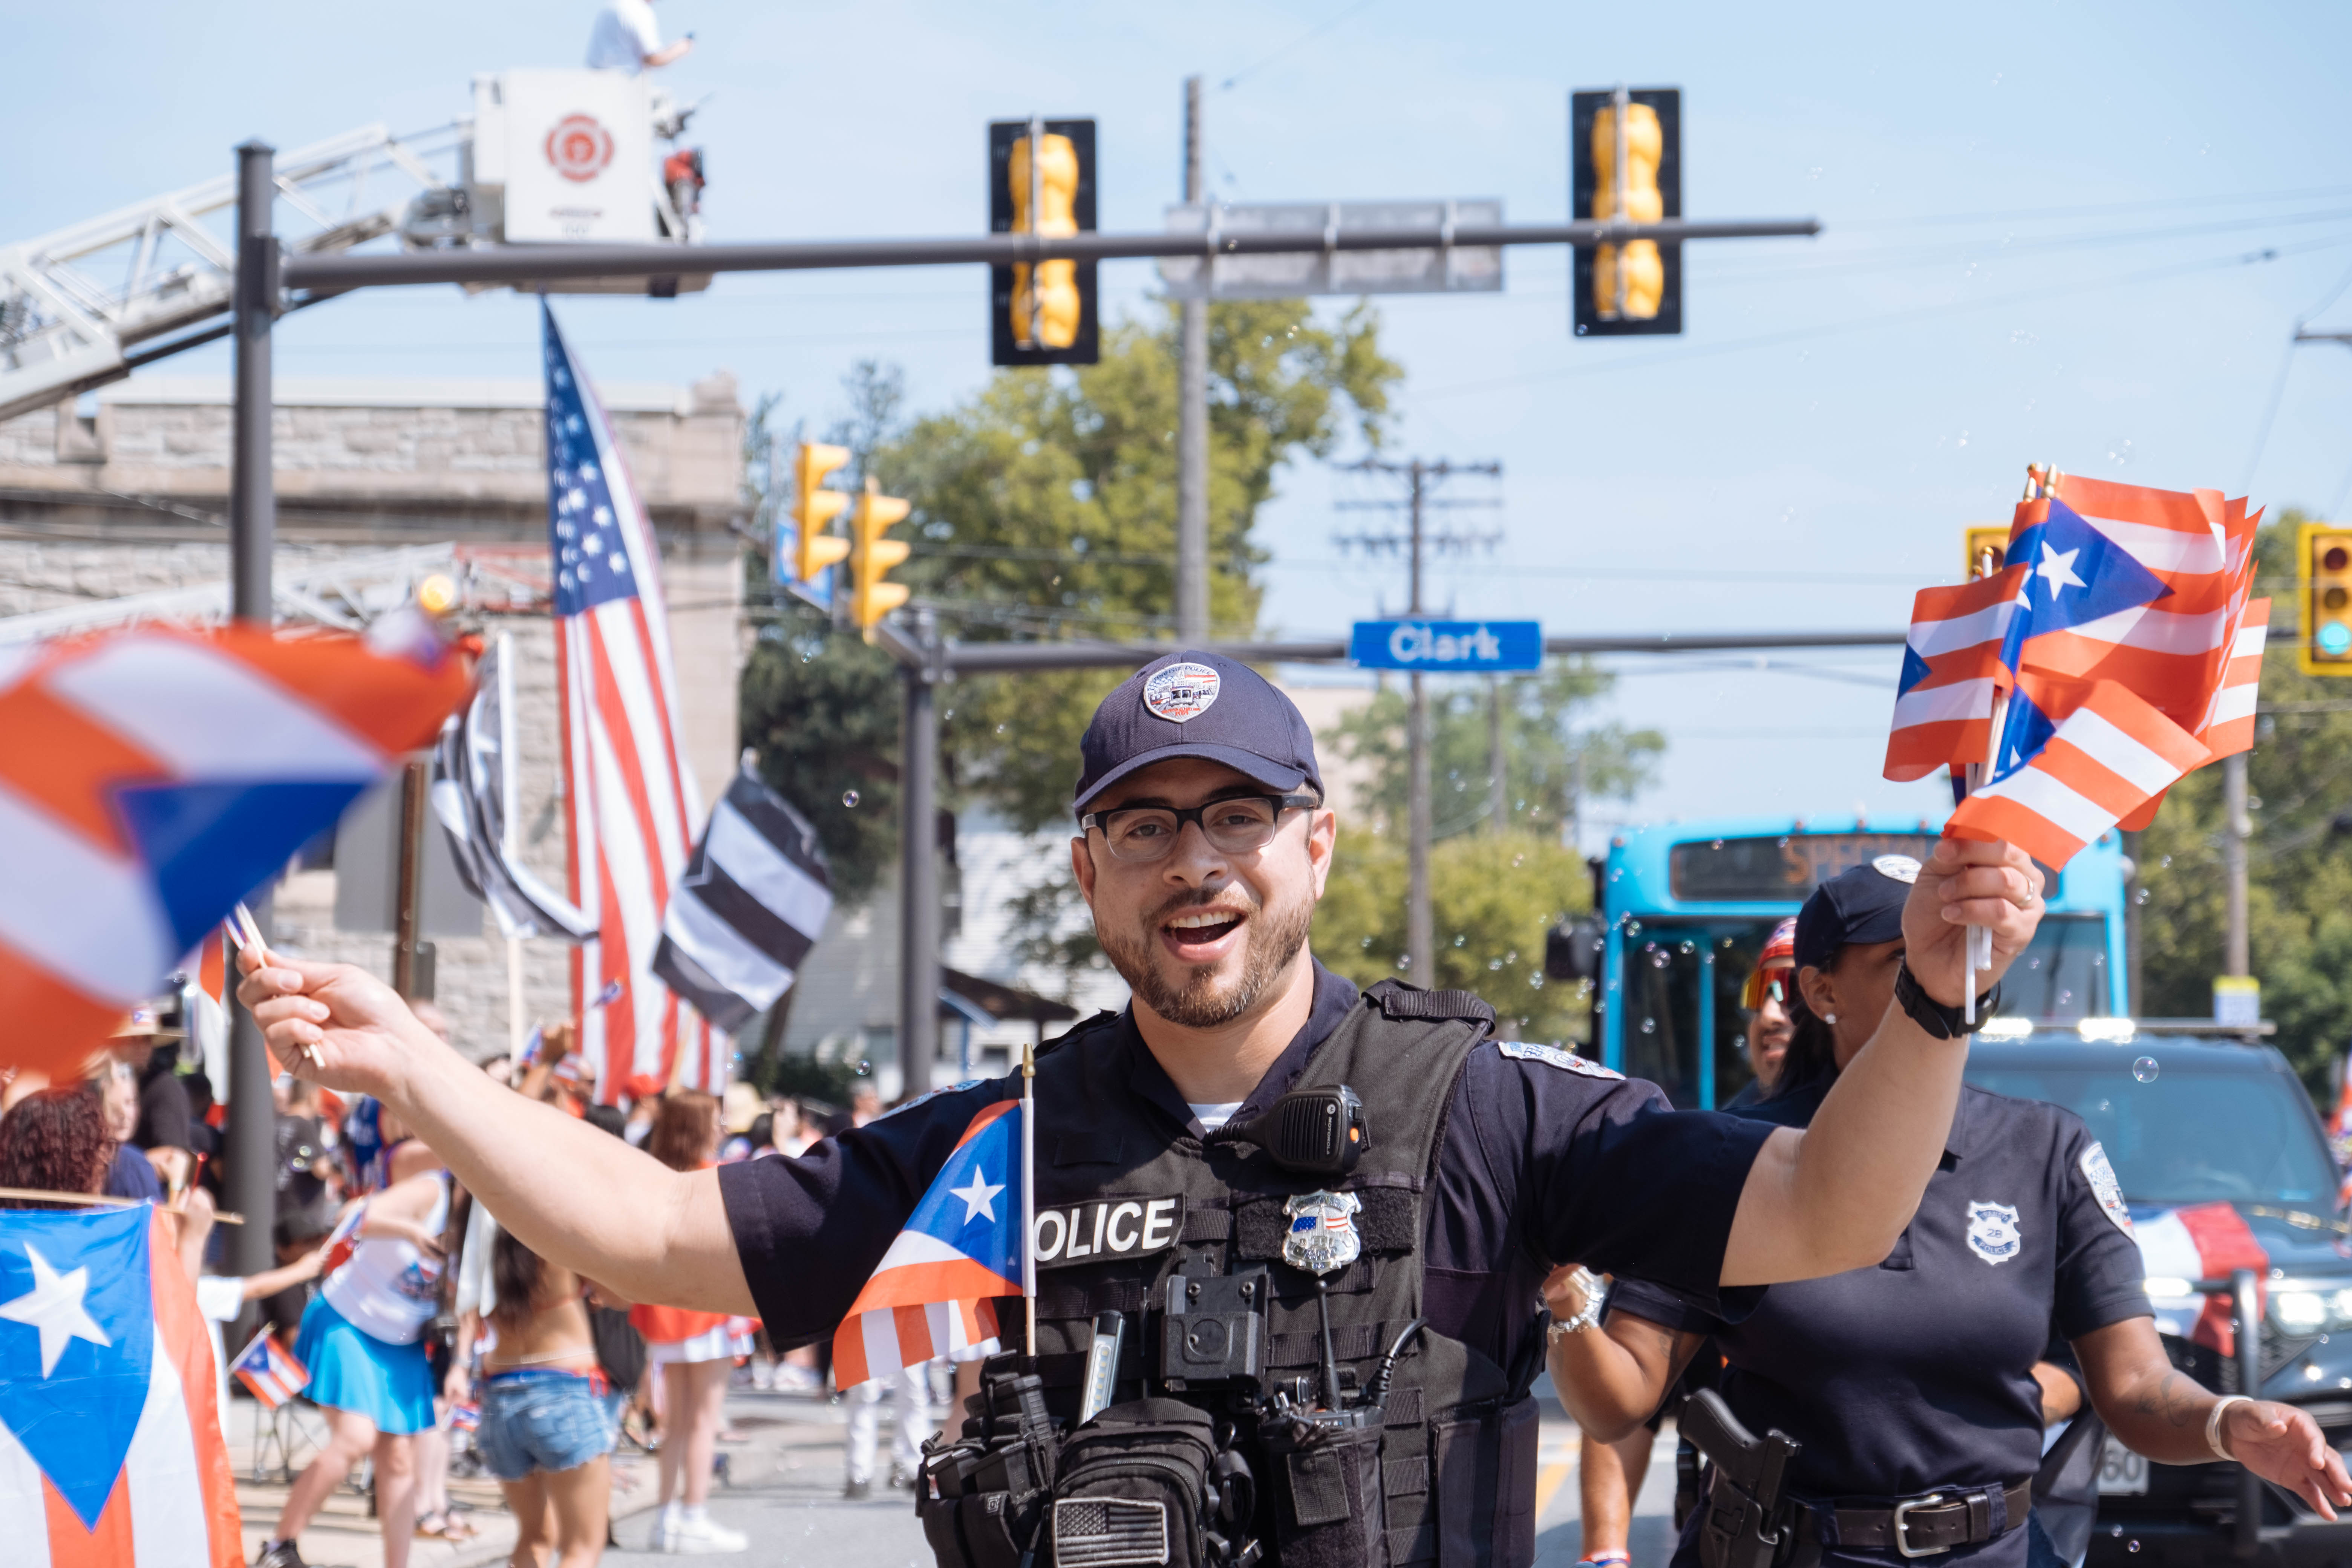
[0,123,460,426]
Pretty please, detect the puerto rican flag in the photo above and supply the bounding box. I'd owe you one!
[542,305,719,1099]
[1947,679,2208,869]
[1885,566,2024,782]
[0,622,470,1081]
[833,1099,1024,1387]
[227,1329,308,1410]
[0,1205,243,1566]
[318,1201,367,1280]
[2193,599,2271,761]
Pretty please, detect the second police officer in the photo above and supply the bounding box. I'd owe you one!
[1544,857,2352,1568]
[244,651,2061,1568]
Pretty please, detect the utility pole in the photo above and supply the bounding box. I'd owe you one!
[1333,456,1502,983]
[224,141,278,1308]
[2223,752,2251,977]
[897,609,941,1101]
[1174,76,1210,643]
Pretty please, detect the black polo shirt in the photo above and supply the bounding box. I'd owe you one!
[1612,1078,2151,1566]
[722,963,1775,1384]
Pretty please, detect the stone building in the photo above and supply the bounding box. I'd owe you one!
[0,372,747,1063]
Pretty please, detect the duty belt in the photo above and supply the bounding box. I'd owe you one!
[1799,1479,2034,1559]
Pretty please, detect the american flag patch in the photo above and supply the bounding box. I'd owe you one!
[1052,1497,1170,1567]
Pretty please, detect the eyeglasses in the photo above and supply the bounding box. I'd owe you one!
[1081,793,1319,863]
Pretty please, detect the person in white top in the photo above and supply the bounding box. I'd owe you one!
[586,0,691,75]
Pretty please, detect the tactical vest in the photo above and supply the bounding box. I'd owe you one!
[1001,980,1542,1568]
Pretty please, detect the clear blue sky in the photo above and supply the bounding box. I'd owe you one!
[13,0,2352,839]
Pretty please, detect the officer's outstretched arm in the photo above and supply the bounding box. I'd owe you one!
[1719,836,2041,1287]
[236,949,753,1316]
[1540,1268,1702,1441]
[2078,1315,2352,1517]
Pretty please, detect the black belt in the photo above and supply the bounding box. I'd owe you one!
[1803,1480,2033,1559]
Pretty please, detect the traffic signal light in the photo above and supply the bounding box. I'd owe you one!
[1570,88,1681,337]
[787,442,852,585]
[849,476,911,635]
[1963,525,2009,581]
[2299,521,2352,675]
[989,118,1098,366]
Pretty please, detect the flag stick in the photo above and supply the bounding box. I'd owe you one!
[1962,461,2052,1023]
[1021,1037,1037,1355]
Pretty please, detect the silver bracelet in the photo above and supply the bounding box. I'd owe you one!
[2206,1395,2251,1461]
[1548,1268,1608,1343]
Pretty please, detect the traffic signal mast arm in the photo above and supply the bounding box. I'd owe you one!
[277,217,1817,290]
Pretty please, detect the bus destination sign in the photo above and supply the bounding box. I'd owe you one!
[1668,833,1941,903]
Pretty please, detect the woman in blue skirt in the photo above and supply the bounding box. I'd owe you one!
[254,1138,450,1568]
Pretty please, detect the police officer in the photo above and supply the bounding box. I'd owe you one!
[242,651,2056,1568]
[1544,857,2352,1568]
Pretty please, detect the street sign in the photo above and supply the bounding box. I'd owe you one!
[1350,619,1542,672]
[1158,200,1504,300]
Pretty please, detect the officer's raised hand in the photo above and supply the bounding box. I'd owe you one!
[1899,835,2044,1006]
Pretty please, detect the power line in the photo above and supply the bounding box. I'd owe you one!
[1417,232,2352,400]
[1217,0,1384,90]
[2242,338,2299,494]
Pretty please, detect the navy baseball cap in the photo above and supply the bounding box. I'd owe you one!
[1793,854,1922,971]
[1073,651,1324,816]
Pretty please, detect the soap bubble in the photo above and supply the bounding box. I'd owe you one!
[2131,1057,2160,1083]
[854,1058,873,1076]
[842,790,861,807]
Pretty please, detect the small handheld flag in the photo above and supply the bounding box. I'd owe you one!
[319,1201,367,1279]
[229,1328,310,1409]
[833,1098,1024,1387]
[1947,680,2208,870]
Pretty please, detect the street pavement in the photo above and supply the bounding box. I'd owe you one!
[228,1372,1667,1566]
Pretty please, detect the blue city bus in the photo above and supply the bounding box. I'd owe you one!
[1591,815,2130,1109]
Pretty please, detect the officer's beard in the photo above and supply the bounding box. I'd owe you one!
[1099,885,1315,1029]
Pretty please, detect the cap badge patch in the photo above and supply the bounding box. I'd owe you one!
[1281,1190,1362,1277]
[1873,854,1923,884]
[1965,1199,2023,1265]
[1143,662,1221,723]
[2079,1142,2134,1237]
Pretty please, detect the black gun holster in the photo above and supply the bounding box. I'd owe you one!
[1680,1389,1804,1568]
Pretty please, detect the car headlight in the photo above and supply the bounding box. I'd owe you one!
[2267,1282,2352,1331]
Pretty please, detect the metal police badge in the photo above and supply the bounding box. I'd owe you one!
[1282,1190,1363,1277]
[1965,1199,2024,1265]
[2079,1142,2134,1237]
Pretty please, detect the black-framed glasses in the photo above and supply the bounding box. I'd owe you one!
[1081,793,1318,863]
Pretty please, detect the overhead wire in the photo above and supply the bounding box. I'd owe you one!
[1216,0,1385,90]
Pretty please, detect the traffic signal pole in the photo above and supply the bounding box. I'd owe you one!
[225,140,279,1317]
[897,611,942,1102]
[1175,77,1210,644]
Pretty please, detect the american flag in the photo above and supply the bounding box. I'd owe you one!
[542,305,720,1098]
[228,1328,309,1410]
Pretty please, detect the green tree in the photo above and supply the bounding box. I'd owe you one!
[738,302,1402,909]
[1312,830,1595,1041]
[2136,509,2352,1098]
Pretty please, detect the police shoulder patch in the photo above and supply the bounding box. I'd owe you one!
[1498,1040,1623,1080]
[2079,1141,2134,1237]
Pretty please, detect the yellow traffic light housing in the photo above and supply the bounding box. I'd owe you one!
[2299,520,2352,675]
[989,118,1098,366]
[789,442,852,585]
[849,477,911,636]
[1572,88,1682,337]
[1963,525,2009,582]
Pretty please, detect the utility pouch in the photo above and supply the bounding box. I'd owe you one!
[1260,1407,1388,1568]
[916,1360,1060,1568]
[1050,1398,1221,1568]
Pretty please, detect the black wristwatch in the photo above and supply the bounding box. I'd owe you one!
[1893,958,1998,1040]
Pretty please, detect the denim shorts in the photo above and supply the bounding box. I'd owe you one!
[476,1369,617,1481]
